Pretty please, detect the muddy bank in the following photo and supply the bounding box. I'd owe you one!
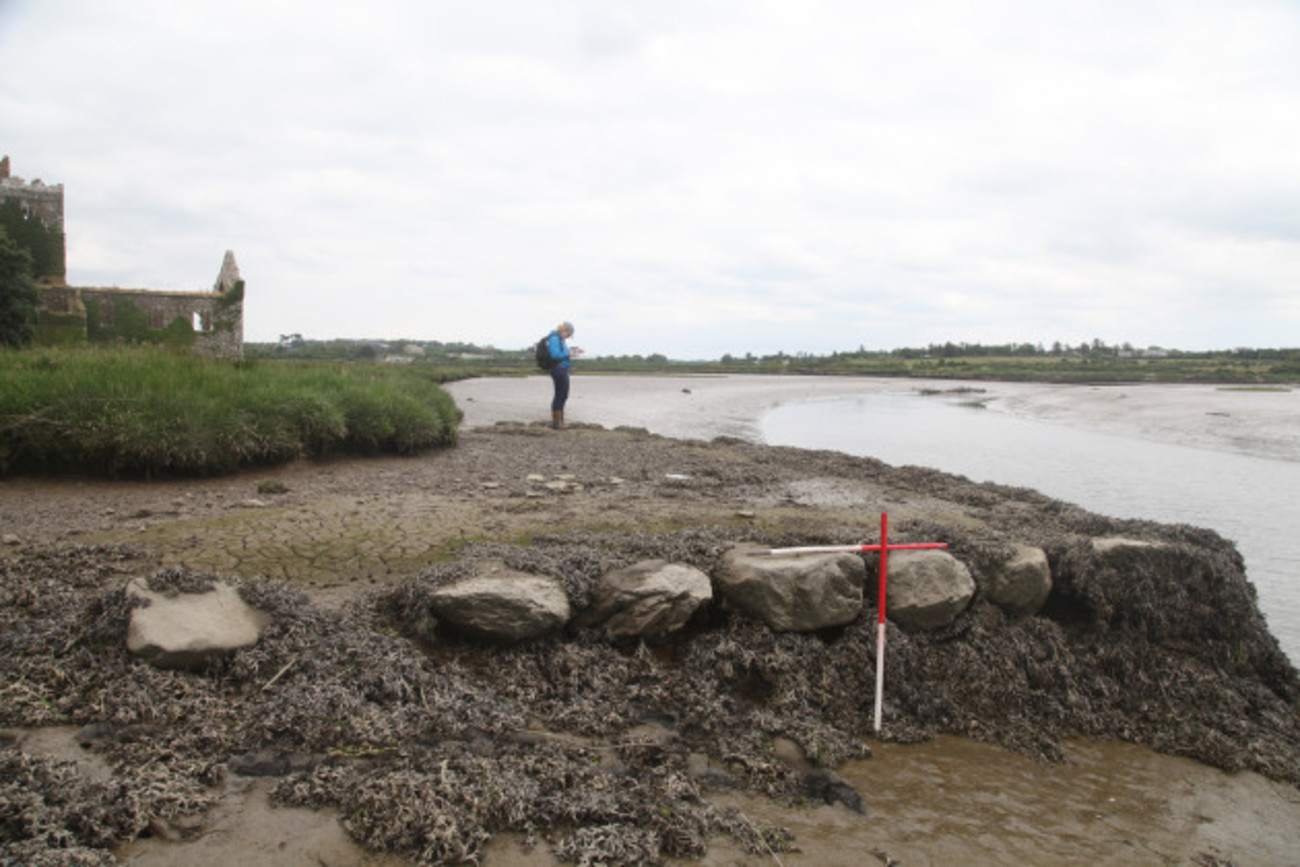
[2,423,1299,865]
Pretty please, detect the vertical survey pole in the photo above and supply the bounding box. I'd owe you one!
[873,512,889,733]
[766,514,947,735]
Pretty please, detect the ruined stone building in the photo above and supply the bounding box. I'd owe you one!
[0,154,65,282]
[1,156,244,358]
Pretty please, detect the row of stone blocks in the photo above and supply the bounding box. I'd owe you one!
[126,543,1052,668]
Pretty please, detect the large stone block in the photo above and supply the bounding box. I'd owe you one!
[431,562,570,641]
[985,544,1052,617]
[716,543,864,632]
[580,559,712,639]
[883,549,974,631]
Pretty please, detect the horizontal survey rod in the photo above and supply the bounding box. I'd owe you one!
[766,543,948,556]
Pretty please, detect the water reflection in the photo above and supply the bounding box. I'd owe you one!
[761,394,1300,664]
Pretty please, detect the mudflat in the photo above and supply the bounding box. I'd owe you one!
[448,373,1300,461]
[2,375,1298,866]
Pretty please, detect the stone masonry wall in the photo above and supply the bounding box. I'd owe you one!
[37,280,244,359]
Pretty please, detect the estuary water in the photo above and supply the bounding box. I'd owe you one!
[760,390,1300,665]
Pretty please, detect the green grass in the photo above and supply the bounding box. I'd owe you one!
[0,346,461,478]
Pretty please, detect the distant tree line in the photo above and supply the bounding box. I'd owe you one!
[240,335,1299,384]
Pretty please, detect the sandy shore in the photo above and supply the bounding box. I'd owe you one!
[447,374,1300,462]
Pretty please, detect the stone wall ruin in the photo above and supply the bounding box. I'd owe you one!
[2,156,244,359]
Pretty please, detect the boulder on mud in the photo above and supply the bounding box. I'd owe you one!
[882,549,975,631]
[984,544,1052,617]
[430,561,570,641]
[717,543,864,632]
[126,577,271,670]
[579,559,712,639]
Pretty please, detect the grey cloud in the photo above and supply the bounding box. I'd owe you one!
[3,1,1297,355]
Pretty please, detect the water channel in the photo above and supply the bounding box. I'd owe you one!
[759,390,1300,665]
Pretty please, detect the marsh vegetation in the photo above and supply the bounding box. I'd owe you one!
[0,346,460,478]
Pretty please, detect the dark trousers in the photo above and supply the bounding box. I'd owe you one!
[550,367,570,411]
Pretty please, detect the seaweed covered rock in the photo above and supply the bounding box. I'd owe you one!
[881,549,975,631]
[578,559,712,639]
[984,543,1052,617]
[716,543,865,631]
[430,560,571,641]
[1045,534,1297,702]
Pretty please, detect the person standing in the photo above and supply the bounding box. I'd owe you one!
[546,321,582,429]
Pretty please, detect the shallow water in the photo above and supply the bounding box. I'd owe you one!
[761,391,1300,665]
[694,736,1300,866]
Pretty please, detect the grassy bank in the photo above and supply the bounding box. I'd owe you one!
[0,346,460,478]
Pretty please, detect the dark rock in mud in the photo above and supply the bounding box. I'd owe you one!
[229,749,292,777]
[801,767,868,814]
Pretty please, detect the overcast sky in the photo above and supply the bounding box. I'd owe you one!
[2,1,1297,358]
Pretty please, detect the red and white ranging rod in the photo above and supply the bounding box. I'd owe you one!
[768,512,947,732]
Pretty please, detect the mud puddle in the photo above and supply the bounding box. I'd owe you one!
[688,736,1300,866]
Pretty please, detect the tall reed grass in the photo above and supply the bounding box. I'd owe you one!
[0,346,461,477]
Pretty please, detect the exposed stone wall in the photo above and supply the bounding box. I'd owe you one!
[37,274,245,359]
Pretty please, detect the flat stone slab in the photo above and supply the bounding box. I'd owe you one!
[126,577,271,670]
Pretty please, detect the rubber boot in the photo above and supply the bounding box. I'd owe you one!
[551,410,565,430]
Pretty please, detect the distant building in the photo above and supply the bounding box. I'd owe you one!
[1,156,244,358]
[0,154,65,281]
